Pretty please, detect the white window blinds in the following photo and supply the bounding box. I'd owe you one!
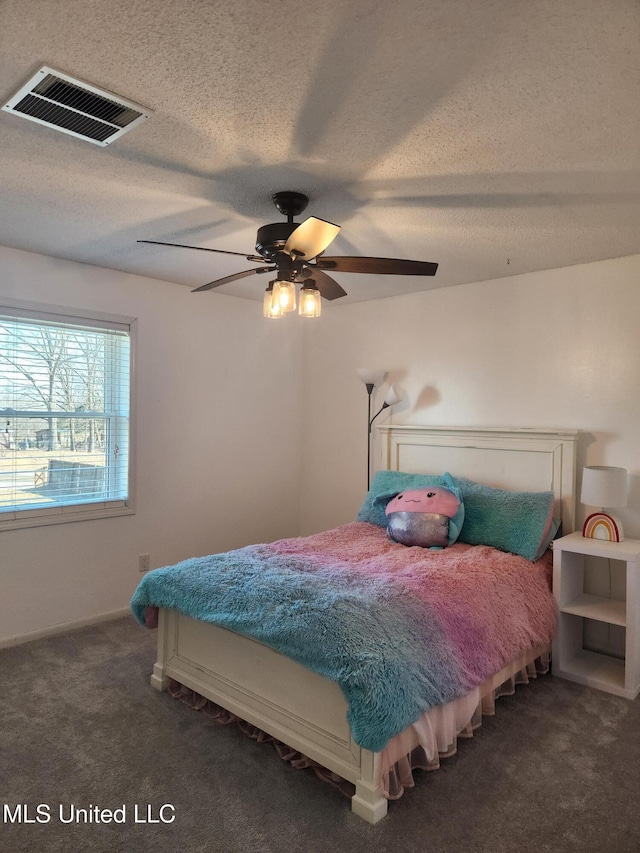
[0,304,132,527]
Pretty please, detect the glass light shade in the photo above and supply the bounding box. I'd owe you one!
[272,280,296,312]
[263,285,284,318]
[384,383,406,407]
[356,369,387,387]
[581,466,628,508]
[298,284,322,317]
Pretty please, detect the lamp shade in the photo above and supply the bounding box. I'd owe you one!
[272,280,296,312]
[298,282,322,317]
[384,383,405,407]
[356,368,387,387]
[581,466,628,508]
[263,283,284,318]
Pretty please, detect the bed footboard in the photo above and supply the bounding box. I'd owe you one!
[151,608,388,823]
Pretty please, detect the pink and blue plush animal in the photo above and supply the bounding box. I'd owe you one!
[377,473,465,549]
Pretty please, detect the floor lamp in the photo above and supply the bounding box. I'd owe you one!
[357,369,405,489]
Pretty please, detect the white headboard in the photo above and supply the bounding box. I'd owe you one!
[377,425,579,534]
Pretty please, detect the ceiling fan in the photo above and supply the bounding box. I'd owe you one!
[138,191,438,316]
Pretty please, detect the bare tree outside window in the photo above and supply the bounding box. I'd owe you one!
[0,311,130,519]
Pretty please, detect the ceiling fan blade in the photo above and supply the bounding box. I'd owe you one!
[138,239,266,263]
[316,256,438,276]
[192,267,274,292]
[307,269,348,301]
[284,217,340,261]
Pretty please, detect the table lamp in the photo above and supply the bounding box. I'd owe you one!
[581,465,628,542]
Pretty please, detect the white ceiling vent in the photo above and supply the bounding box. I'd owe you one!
[2,66,151,146]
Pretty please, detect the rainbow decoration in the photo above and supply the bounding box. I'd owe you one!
[582,512,624,542]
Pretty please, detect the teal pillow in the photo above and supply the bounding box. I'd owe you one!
[357,470,555,561]
[455,477,555,561]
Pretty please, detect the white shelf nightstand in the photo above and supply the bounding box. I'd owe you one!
[552,531,640,699]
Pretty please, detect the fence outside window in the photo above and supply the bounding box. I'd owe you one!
[0,301,134,529]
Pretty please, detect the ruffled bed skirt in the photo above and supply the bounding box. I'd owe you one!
[167,643,550,801]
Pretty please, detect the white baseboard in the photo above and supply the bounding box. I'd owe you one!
[0,607,132,649]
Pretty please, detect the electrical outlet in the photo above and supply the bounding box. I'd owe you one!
[138,554,150,572]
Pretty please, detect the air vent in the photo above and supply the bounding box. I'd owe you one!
[2,66,151,146]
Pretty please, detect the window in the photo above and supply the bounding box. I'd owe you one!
[0,300,135,529]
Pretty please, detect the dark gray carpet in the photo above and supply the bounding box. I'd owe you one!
[1,617,639,853]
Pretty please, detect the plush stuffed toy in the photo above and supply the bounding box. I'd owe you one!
[375,472,464,549]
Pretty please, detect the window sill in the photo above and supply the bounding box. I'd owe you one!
[0,502,135,531]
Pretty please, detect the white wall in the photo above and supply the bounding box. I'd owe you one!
[299,254,640,540]
[0,246,303,644]
[4,246,640,647]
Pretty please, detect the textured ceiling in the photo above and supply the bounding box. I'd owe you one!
[0,0,639,305]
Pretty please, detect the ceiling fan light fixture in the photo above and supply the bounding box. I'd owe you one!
[272,279,296,313]
[298,281,322,318]
[263,282,284,318]
[140,191,438,304]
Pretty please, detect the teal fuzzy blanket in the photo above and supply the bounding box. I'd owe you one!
[131,523,555,752]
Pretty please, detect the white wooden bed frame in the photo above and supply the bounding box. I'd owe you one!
[150,425,578,823]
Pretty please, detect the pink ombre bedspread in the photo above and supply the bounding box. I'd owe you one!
[133,522,556,752]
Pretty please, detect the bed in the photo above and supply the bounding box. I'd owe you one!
[132,425,578,823]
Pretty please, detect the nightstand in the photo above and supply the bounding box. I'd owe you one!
[552,531,640,698]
